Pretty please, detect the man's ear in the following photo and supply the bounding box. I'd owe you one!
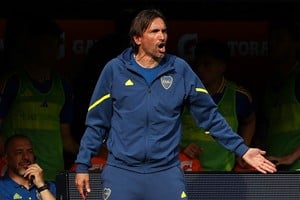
[133,35,141,46]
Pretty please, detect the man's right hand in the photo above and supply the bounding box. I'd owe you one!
[75,173,91,200]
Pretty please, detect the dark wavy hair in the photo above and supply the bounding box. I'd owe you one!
[129,9,166,54]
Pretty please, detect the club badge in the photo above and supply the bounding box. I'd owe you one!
[161,75,173,90]
[103,188,112,200]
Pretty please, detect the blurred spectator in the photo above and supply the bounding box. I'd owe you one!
[72,8,136,143]
[0,17,79,181]
[179,151,202,171]
[258,20,300,170]
[180,39,256,171]
[0,134,56,199]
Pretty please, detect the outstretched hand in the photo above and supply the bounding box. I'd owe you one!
[242,148,277,174]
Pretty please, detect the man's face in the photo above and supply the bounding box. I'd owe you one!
[196,55,226,86]
[5,138,35,177]
[269,29,295,64]
[27,35,60,67]
[134,17,168,60]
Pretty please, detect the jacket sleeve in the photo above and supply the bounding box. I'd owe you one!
[75,62,113,172]
[185,67,249,158]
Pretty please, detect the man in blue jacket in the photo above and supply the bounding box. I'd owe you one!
[0,134,56,200]
[75,9,276,200]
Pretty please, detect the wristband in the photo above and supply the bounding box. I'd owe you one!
[37,184,49,193]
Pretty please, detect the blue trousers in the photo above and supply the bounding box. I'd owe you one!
[101,165,188,200]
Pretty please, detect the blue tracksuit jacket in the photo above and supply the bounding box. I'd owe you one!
[75,47,248,173]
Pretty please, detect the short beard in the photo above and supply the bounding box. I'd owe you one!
[8,164,26,178]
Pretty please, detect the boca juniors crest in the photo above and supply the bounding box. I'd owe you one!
[161,76,173,90]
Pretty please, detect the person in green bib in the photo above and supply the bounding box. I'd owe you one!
[0,18,79,181]
[180,39,256,171]
[258,21,300,171]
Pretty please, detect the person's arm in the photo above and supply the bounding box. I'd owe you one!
[38,185,56,200]
[236,90,256,168]
[236,86,256,146]
[0,75,19,156]
[238,112,256,147]
[186,66,276,173]
[235,112,256,169]
[60,78,79,154]
[61,123,79,154]
[23,163,55,200]
[75,61,114,199]
[242,148,276,173]
[267,146,300,166]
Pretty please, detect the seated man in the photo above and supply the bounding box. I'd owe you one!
[0,134,56,199]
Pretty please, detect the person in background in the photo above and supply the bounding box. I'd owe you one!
[72,8,136,143]
[180,39,256,172]
[0,17,79,181]
[0,134,56,200]
[257,20,300,170]
[75,8,276,200]
[178,150,203,171]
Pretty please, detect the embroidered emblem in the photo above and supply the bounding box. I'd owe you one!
[181,191,187,198]
[125,79,134,86]
[161,76,173,89]
[103,187,112,200]
[13,193,22,200]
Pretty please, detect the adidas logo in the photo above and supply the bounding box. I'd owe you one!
[13,193,22,200]
[125,79,134,86]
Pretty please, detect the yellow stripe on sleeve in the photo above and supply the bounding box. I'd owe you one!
[195,87,208,94]
[88,94,111,111]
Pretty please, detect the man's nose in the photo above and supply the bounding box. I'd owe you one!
[159,31,166,40]
[22,152,30,159]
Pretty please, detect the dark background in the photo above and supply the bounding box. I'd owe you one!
[1,0,300,20]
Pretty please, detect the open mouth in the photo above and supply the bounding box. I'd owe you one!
[158,43,165,48]
[158,43,166,53]
[20,161,31,169]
